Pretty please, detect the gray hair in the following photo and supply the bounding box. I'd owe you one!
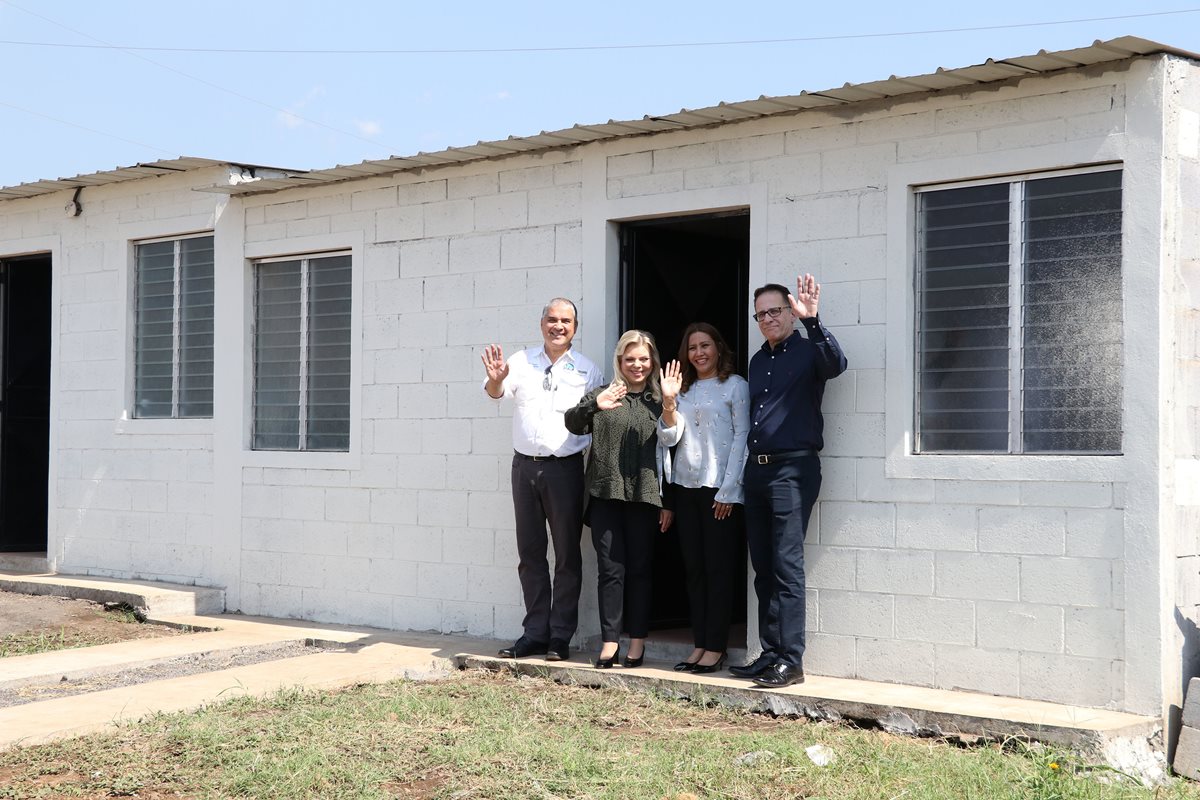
[541,297,579,325]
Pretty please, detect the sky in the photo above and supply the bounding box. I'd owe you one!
[2,1,1200,189]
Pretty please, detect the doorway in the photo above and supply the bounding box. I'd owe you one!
[618,210,750,636]
[0,254,52,553]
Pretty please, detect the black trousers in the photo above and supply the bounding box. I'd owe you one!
[511,453,585,643]
[743,455,821,667]
[673,485,738,652]
[589,497,658,642]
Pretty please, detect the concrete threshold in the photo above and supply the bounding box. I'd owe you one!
[0,572,1168,782]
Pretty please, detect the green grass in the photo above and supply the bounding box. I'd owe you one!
[0,670,1196,799]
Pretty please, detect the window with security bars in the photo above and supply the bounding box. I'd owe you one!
[915,169,1122,454]
[252,253,352,451]
[134,235,214,418]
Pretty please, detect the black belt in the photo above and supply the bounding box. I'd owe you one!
[751,449,816,465]
[514,450,583,462]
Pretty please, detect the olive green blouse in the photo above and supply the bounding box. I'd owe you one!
[564,386,664,507]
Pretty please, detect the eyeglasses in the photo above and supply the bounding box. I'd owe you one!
[752,306,787,323]
[542,365,554,391]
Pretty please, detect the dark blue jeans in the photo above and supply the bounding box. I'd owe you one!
[743,455,821,667]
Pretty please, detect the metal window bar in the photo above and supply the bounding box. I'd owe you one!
[1007,181,1024,454]
[298,257,311,449]
[171,240,182,418]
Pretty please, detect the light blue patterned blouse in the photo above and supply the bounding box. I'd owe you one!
[657,375,750,504]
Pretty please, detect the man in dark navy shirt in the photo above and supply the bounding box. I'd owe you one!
[730,274,847,688]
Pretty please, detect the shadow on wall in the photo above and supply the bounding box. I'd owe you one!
[1170,607,1200,761]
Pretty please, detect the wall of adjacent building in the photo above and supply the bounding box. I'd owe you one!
[0,168,227,585]
[1167,54,1200,726]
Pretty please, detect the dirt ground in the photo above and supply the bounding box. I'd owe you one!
[0,589,183,647]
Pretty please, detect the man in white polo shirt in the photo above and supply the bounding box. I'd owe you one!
[482,297,602,661]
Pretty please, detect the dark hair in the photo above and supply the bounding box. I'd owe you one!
[677,322,736,394]
[753,283,791,303]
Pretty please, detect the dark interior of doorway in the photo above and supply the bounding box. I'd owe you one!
[619,210,750,637]
[0,254,52,553]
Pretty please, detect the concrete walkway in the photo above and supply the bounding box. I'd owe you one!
[0,570,1167,781]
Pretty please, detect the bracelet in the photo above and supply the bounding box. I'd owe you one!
[662,403,677,412]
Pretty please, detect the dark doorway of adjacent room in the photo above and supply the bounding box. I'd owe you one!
[618,210,750,646]
[0,254,52,554]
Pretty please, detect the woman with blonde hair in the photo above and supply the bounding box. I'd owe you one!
[565,330,673,669]
[659,322,749,674]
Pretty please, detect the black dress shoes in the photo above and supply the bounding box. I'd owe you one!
[546,639,571,662]
[594,647,620,669]
[752,662,805,688]
[497,636,548,659]
[729,652,775,679]
[690,653,727,675]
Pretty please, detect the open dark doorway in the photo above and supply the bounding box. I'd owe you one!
[618,210,750,638]
[0,254,52,553]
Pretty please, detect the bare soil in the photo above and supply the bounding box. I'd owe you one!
[0,589,184,650]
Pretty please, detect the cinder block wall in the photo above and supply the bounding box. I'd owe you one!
[237,154,584,633]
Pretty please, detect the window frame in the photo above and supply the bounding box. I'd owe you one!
[240,230,362,471]
[250,250,354,454]
[912,166,1124,456]
[881,143,1134,483]
[131,231,215,421]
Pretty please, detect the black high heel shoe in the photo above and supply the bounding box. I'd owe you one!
[594,647,620,669]
[674,658,702,672]
[690,653,727,674]
[622,650,645,668]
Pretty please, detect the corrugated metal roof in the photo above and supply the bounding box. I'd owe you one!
[0,157,295,202]
[218,36,1200,197]
[3,36,1197,202]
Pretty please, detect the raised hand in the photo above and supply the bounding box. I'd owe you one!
[660,360,683,402]
[789,273,821,319]
[596,380,628,411]
[481,344,509,398]
[481,344,509,382]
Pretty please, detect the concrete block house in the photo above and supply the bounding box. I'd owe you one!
[1,36,1198,728]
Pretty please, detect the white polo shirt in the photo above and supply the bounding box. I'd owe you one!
[485,346,604,457]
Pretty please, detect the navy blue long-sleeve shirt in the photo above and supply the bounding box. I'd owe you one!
[747,317,848,455]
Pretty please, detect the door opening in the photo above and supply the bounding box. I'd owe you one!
[618,211,750,639]
[0,254,52,553]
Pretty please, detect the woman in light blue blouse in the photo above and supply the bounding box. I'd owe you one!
[658,323,749,674]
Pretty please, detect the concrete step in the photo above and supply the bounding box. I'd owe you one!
[0,572,224,618]
[0,553,49,574]
[465,654,1168,782]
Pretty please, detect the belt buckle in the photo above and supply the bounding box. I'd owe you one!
[756,454,770,465]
